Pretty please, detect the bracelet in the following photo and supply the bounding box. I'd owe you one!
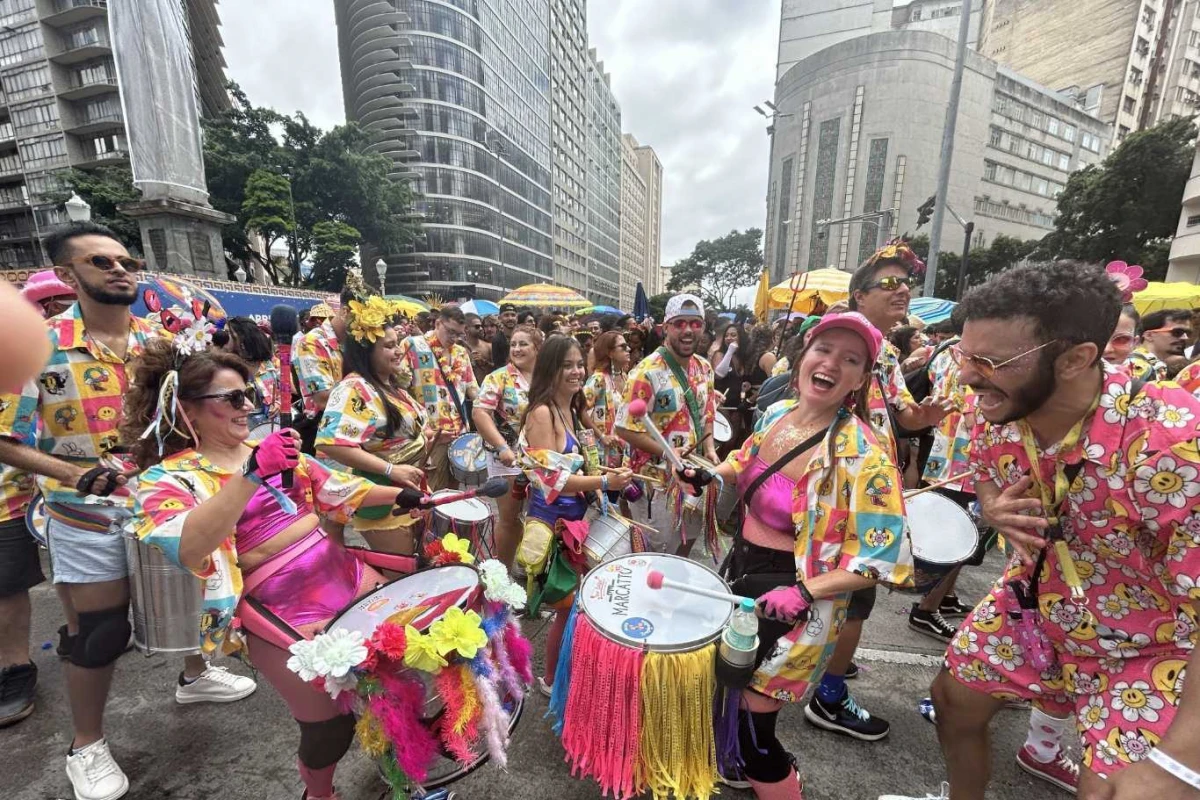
[1149,748,1200,791]
[796,580,815,606]
[601,474,609,492]
[385,463,394,478]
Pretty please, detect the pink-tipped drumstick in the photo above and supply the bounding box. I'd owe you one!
[646,569,751,606]
[627,399,688,472]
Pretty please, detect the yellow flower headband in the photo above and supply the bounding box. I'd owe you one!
[347,295,394,344]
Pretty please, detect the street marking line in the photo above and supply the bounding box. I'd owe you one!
[855,647,944,668]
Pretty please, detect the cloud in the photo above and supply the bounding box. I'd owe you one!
[220,0,777,269]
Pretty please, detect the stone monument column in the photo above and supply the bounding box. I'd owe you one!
[110,0,233,277]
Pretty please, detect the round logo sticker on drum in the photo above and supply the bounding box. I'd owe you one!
[621,617,654,639]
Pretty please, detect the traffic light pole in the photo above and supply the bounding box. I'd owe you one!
[923,0,974,298]
[955,220,975,301]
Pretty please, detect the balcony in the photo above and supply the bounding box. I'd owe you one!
[74,147,127,169]
[0,194,27,211]
[65,110,123,135]
[58,74,118,102]
[0,123,16,143]
[42,0,108,28]
[0,154,22,179]
[0,224,35,243]
[49,31,112,65]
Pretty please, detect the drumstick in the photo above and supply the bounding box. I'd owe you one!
[903,472,975,499]
[646,570,750,605]
[680,432,712,460]
[606,510,657,535]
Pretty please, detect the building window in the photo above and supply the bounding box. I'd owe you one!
[1063,124,1076,142]
[12,100,57,136]
[1187,214,1200,228]
[858,138,889,264]
[809,118,840,270]
[1118,125,1130,140]
[775,156,794,275]
[989,127,1002,147]
[0,23,41,67]
[1136,36,1150,56]
[1058,153,1070,170]
[910,4,923,21]
[1047,117,1060,136]
[1130,67,1144,86]
[1142,7,1155,28]
[18,134,66,169]
[1123,95,1136,114]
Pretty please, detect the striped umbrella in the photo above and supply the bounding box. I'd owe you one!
[575,304,623,316]
[461,299,500,316]
[385,294,430,317]
[767,268,851,313]
[908,296,957,324]
[501,283,590,308]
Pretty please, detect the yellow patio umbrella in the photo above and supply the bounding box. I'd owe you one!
[501,283,590,308]
[768,268,851,313]
[753,269,771,322]
[385,294,429,317]
[1131,282,1200,315]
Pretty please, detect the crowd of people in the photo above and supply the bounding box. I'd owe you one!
[0,220,1199,800]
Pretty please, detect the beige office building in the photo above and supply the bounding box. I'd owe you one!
[627,133,663,297]
[617,133,646,312]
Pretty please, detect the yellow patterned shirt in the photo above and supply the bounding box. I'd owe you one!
[395,332,479,436]
[316,373,428,459]
[295,321,343,417]
[1128,346,1169,382]
[476,363,530,430]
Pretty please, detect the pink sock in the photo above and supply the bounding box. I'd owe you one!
[748,769,804,800]
[298,760,336,798]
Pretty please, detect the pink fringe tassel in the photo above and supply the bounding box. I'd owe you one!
[473,652,511,769]
[491,621,527,701]
[371,671,439,783]
[504,619,534,685]
[560,616,644,799]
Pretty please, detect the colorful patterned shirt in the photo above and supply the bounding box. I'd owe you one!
[922,341,978,492]
[395,332,478,436]
[475,363,530,431]
[866,339,916,464]
[0,304,153,509]
[770,356,790,378]
[725,400,913,700]
[133,451,373,655]
[1127,346,1168,382]
[0,429,37,523]
[316,373,428,460]
[614,348,715,466]
[1173,360,1200,398]
[254,357,281,414]
[967,364,1200,667]
[583,369,628,468]
[295,321,342,417]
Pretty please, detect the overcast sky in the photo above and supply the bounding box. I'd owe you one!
[220,0,778,268]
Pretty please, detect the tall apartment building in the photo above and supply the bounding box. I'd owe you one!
[627,132,663,296]
[617,132,645,311]
[0,0,226,271]
[584,48,620,307]
[548,0,589,297]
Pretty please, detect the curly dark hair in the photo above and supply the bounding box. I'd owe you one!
[121,339,252,469]
[958,261,1119,364]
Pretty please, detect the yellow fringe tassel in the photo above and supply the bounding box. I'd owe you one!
[454,662,480,736]
[635,644,719,800]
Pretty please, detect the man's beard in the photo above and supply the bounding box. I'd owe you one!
[991,355,1057,425]
[76,274,137,306]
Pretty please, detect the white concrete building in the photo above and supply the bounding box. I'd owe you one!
[618,134,646,312]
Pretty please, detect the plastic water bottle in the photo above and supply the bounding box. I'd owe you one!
[725,599,759,650]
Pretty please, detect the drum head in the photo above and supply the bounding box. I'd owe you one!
[449,434,488,471]
[578,553,731,652]
[714,412,732,443]
[325,564,481,638]
[249,421,277,440]
[25,495,46,547]
[432,492,491,523]
[907,492,978,565]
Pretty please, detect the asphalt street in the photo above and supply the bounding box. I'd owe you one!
[4,520,1073,800]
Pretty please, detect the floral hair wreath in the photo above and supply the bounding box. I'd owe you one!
[867,237,926,278]
[1105,261,1148,303]
[348,295,395,344]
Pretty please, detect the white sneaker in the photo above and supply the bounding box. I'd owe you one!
[66,739,129,800]
[536,677,553,698]
[878,783,950,800]
[175,664,257,705]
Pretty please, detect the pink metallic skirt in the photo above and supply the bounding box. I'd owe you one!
[243,527,367,630]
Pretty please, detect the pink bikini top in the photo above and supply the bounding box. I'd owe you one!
[233,475,315,552]
[738,456,797,533]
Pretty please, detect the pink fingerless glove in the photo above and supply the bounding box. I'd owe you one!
[756,584,812,625]
[245,429,300,480]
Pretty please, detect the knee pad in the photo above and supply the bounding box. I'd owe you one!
[737,710,792,782]
[70,606,132,668]
[297,714,355,770]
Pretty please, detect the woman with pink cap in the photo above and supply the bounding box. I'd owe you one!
[20,269,76,319]
[699,312,915,799]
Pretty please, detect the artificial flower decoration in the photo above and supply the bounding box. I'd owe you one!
[479,559,527,609]
[175,315,213,356]
[402,624,448,672]
[323,669,359,700]
[1106,261,1148,303]
[871,238,926,278]
[286,638,320,682]
[310,627,369,678]
[347,295,394,344]
[429,606,489,659]
[369,621,408,661]
[440,533,476,565]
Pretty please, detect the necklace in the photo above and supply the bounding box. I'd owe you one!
[765,408,836,456]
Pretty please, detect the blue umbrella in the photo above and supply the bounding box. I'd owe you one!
[633,282,649,321]
[460,299,499,316]
[576,304,623,316]
[909,296,957,324]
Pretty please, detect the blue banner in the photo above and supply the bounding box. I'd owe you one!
[132,279,328,325]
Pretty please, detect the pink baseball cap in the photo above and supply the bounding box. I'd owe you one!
[806,311,882,363]
[20,270,75,306]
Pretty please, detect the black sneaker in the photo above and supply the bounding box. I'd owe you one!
[804,689,890,741]
[0,662,37,727]
[56,624,75,659]
[938,595,973,618]
[909,604,957,643]
[844,660,860,680]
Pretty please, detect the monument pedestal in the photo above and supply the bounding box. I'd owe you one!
[118,198,234,279]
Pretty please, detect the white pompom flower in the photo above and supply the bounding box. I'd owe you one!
[479,559,527,610]
[309,628,369,678]
[286,638,320,682]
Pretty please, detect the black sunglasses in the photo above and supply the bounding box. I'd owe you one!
[864,275,915,292]
[71,254,146,272]
[188,386,258,410]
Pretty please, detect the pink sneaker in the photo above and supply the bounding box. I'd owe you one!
[1016,745,1079,794]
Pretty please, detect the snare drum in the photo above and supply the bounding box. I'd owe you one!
[24,494,47,547]
[557,553,729,798]
[714,411,732,443]
[427,490,496,560]
[581,511,632,568]
[248,419,277,440]
[905,492,980,594]
[448,433,488,486]
[125,531,204,654]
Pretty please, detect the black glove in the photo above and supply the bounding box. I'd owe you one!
[392,487,432,514]
[76,466,123,497]
[676,466,715,490]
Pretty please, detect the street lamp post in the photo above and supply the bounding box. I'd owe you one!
[375,258,388,295]
[234,265,247,283]
[64,193,92,222]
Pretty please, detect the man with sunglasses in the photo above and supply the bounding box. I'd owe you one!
[616,293,719,557]
[0,223,255,800]
[885,262,1200,800]
[1129,309,1192,381]
[295,289,353,454]
[806,244,952,744]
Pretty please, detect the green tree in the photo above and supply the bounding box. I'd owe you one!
[647,292,671,321]
[55,166,142,250]
[908,233,1040,299]
[667,228,764,310]
[309,219,361,290]
[240,169,294,284]
[1034,117,1196,279]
